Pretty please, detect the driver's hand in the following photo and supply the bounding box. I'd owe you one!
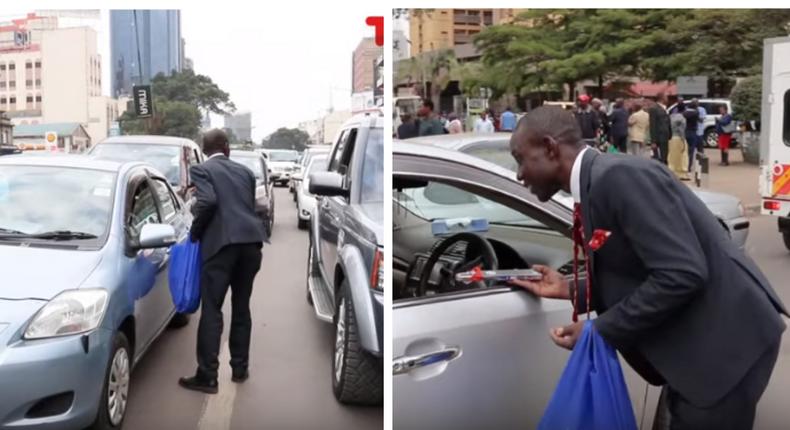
[509,264,570,300]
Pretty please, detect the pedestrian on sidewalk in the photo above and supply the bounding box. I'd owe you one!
[628,101,651,157]
[683,99,702,172]
[669,103,690,181]
[396,113,419,139]
[574,95,601,145]
[648,93,672,164]
[447,113,463,134]
[474,111,495,134]
[609,98,629,153]
[501,106,517,132]
[716,105,735,166]
[417,100,446,137]
[179,129,266,394]
[592,98,609,145]
[695,98,707,153]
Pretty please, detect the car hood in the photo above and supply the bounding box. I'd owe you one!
[0,244,103,301]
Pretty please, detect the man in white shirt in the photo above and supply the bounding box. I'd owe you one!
[474,112,495,134]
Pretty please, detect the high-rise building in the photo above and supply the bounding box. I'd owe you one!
[223,112,252,142]
[0,13,118,146]
[110,10,182,98]
[393,30,410,62]
[352,38,382,94]
[409,9,527,56]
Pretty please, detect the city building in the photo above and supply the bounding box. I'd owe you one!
[299,110,352,145]
[408,9,527,56]
[0,13,119,145]
[393,30,410,61]
[223,111,252,142]
[352,38,382,94]
[110,10,182,98]
[13,122,91,153]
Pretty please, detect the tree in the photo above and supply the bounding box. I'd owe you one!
[730,76,762,122]
[119,69,236,139]
[261,128,310,152]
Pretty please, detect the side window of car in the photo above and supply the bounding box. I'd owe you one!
[127,181,161,238]
[337,128,358,178]
[328,130,349,172]
[151,178,179,222]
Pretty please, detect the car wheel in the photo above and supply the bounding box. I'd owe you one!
[89,332,131,430]
[782,232,790,252]
[331,280,383,405]
[168,312,190,329]
[704,128,719,148]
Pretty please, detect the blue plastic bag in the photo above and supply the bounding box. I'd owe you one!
[538,321,638,430]
[168,235,202,313]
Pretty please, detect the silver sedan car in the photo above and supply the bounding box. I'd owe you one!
[0,155,191,429]
[393,140,707,429]
[404,133,749,250]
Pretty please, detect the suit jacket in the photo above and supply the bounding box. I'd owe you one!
[628,110,650,143]
[608,108,629,139]
[575,150,787,407]
[648,104,672,144]
[190,155,265,262]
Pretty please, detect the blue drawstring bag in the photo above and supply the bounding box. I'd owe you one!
[538,321,638,430]
[168,235,202,313]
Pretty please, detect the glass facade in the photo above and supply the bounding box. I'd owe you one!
[110,10,182,98]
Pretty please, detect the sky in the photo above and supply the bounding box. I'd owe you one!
[0,6,380,141]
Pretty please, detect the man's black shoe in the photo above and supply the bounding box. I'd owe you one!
[232,369,249,383]
[178,376,218,394]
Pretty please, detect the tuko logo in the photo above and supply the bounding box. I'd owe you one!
[366,16,384,47]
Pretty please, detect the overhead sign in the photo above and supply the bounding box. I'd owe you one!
[45,131,57,151]
[677,76,708,97]
[133,85,153,118]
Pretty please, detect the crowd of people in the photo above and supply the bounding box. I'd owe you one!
[395,99,519,139]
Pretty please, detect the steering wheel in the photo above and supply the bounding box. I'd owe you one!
[418,232,499,296]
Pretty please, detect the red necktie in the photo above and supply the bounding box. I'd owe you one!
[572,203,592,322]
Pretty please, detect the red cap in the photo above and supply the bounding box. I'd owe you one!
[578,95,590,103]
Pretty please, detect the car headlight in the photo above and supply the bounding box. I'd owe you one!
[24,289,109,339]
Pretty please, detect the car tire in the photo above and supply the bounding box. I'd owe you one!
[89,332,131,430]
[704,128,719,148]
[782,231,790,252]
[331,280,383,405]
[168,312,190,329]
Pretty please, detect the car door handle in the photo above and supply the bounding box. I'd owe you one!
[393,346,462,376]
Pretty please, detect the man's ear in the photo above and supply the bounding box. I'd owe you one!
[543,135,559,159]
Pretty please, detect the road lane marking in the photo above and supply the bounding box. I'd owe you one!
[197,340,237,430]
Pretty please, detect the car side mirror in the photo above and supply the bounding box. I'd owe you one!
[309,172,347,197]
[136,224,177,249]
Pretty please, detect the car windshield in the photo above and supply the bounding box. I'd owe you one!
[0,165,116,239]
[394,181,548,229]
[91,143,181,185]
[361,128,384,203]
[460,139,573,204]
[268,150,299,162]
[230,154,263,178]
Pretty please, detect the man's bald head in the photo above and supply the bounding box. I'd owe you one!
[202,129,230,156]
[512,106,582,151]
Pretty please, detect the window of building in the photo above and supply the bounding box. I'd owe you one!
[9,63,15,70]
[0,97,6,105]
[0,82,5,90]
[26,95,33,102]
[26,80,32,88]
[36,95,41,103]
[34,61,41,69]
[35,79,41,86]
[0,64,5,71]
[9,81,15,90]
[25,62,32,69]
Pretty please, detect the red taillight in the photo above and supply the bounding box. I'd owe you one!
[764,200,782,211]
[370,249,383,291]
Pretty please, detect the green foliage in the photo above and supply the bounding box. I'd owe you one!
[261,128,311,152]
[119,69,235,139]
[730,76,762,122]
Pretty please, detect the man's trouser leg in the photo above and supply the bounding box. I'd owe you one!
[196,246,235,381]
[228,244,262,373]
[686,131,698,172]
[657,339,780,430]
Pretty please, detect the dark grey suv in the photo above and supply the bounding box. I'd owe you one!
[307,113,384,405]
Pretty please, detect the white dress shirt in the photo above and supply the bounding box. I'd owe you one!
[570,146,592,204]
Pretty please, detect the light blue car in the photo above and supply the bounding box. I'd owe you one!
[0,155,192,429]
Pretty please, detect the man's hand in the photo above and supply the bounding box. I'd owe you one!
[508,264,570,299]
[550,321,586,350]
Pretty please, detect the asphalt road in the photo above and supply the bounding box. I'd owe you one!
[122,187,382,430]
[747,214,790,430]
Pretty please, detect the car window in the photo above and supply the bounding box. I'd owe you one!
[150,178,178,222]
[360,128,383,203]
[188,147,199,166]
[92,143,182,186]
[394,181,550,229]
[328,130,350,172]
[127,182,161,237]
[337,129,358,178]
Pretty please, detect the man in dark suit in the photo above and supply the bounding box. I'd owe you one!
[649,93,672,164]
[179,129,266,394]
[509,107,787,429]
